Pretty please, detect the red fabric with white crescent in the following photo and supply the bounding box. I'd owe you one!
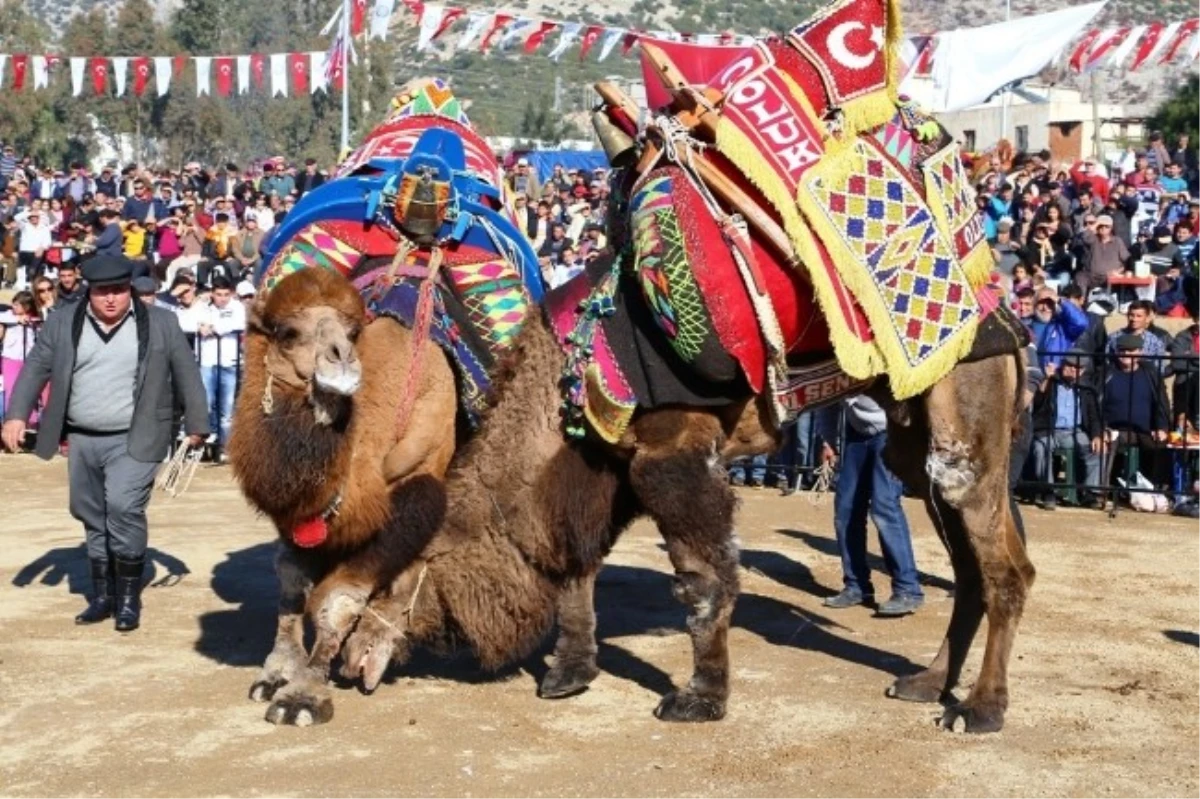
[132,56,150,96]
[524,20,558,53]
[90,57,108,96]
[351,0,368,36]
[288,53,308,94]
[433,6,466,41]
[1160,18,1200,65]
[11,54,27,91]
[479,13,513,52]
[214,56,234,97]
[172,55,186,78]
[1082,27,1131,71]
[786,0,889,106]
[250,53,266,89]
[579,25,605,60]
[1129,23,1167,71]
[1067,29,1101,72]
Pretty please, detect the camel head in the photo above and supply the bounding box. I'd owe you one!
[250,268,366,420]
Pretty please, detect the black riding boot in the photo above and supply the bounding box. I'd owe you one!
[113,556,145,633]
[75,559,114,624]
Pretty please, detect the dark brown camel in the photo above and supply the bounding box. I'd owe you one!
[227,265,459,726]
[335,287,1033,734]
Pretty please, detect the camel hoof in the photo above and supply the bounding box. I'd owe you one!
[538,658,600,700]
[887,673,946,704]
[938,701,1005,734]
[248,677,287,703]
[264,686,334,727]
[653,690,726,723]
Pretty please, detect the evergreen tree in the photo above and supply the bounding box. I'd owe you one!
[1148,74,1199,146]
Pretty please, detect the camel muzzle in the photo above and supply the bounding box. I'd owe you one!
[314,360,363,396]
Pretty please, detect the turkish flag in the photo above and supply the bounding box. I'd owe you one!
[621,31,640,56]
[251,53,266,90]
[289,52,308,94]
[90,57,109,96]
[434,6,465,41]
[524,21,557,53]
[45,54,63,73]
[11,54,28,91]
[173,55,187,78]
[579,25,604,60]
[479,13,513,52]
[214,56,234,97]
[1161,18,1200,65]
[351,0,368,36]
[786,0,889,105]
[132,56,151,96]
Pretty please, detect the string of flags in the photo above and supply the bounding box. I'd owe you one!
[0,0,1194,101]
[0,51,339,97]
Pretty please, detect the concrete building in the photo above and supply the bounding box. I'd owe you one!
[901,76,1148,161]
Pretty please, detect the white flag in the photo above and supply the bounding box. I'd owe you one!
[309,51,327,94]
[418,3,445,51]
[498,18,533,50]
[111,56,128,97]
[456,11,492,50]
[32,56,49,90]
[929,2,1105,112]
[1106,24,1146,69]
[370,0,395,40]
[236,55,251,94]
[194,56,211,96]
[270,53,288,97]
[71,57,87,96]
[320,3,343,36]
[154,56,172,97]
[695,34,720,46]
[0,55,6,90]
[547,22,582,61]
[1189,28,1200,62]
[597,28,623,62]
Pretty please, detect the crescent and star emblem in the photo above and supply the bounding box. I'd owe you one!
[827,22,884,70]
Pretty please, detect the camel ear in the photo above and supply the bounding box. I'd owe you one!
[246,294,272,336]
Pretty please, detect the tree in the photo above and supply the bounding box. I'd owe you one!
[1147,73,1199,147]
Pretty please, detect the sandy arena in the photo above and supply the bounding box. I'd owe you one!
[0,453,1196,797]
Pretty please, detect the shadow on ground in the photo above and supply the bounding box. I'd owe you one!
[193,544,919,702]
[777,527,955,593]
[1163,629,1199,647]
[12,543,190,595]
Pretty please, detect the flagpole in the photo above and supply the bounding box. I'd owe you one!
[999,0,1011,144]
[341,0,351,153]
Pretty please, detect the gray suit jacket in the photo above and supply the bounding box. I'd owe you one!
[8,299,211,462]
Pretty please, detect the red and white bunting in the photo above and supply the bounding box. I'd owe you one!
[132,56,151,97]
[524,20,559,53]
[215,56,234,97]
[89,56,107,96]
[289,52,309,95]
[194,56,211,96]
[578,24,604,60]
[111,56,128,96]
[417,3,446,51]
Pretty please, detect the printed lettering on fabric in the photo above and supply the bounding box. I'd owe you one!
[799,136,983,397]
[775,359,872,419]
[920,142,990,284]
[786,0,890,106]
[710,43,824,191]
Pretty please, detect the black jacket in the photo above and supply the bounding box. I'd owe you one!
[1033,377,1101,438]
[7,299,210,461]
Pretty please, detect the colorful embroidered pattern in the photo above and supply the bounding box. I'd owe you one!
[873,115,916,169]
[801,139,981,376]
[446,260,530,351]
[261,224,362,293]
[630,174,709,362]
[920,142,990,286]
[387,78,471,127]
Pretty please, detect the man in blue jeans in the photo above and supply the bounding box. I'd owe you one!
[197,277,245,461]
[816,396,924,616]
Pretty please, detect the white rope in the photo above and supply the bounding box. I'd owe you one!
[156,442,203,497]
[804,461,835,507]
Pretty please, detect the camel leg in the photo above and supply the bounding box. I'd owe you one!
[939,498,1034,733]
[887,493,984,703]
[539,571,601,699]
[630,414,739,723]
[248,544,319,704]
[264,475,446,726]
[339,560,427,692]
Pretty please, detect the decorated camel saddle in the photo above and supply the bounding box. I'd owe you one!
[550,0,1024,444]
[258,79,542,426]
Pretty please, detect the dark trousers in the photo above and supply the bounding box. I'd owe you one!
[67,432,161,561]
[833,427,923,598]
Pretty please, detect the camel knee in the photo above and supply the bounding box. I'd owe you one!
[925,439,977,506]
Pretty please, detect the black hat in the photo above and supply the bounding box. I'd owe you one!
[132,276,158,295]
[82,254,134,287]
[1115,333,1143,351]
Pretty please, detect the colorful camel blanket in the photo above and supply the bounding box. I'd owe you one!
[642,0,995,400]
[258,82,540,427]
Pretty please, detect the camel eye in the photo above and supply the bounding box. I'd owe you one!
[275,325,299,345]
[348,325,362,342]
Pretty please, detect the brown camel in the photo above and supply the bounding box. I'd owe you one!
[331,268,1033,734]
[226,265,459,726]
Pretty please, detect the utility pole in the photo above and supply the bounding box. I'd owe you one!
[1090,70,1103,160]
[999,0,1011,143]
[553,74,562,113]
[340,0,351,154]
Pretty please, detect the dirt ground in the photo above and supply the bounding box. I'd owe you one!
[0,454,1196,798]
